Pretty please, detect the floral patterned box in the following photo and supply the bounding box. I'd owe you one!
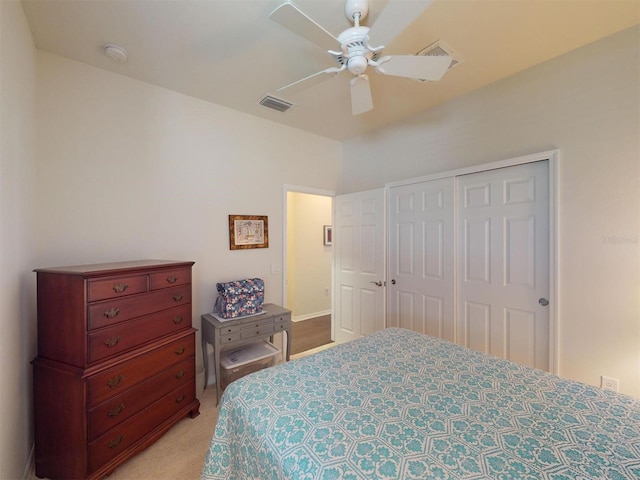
[214,278,264,318]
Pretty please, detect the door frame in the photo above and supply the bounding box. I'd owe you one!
[386,149,559,373]
[282,185,336,338]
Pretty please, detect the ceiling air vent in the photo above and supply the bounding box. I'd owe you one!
[259,95,294,113]
[416,40,463,82]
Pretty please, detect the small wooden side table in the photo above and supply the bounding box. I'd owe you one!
[201,303,292,404]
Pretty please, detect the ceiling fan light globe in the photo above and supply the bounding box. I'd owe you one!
[347,56,368,75]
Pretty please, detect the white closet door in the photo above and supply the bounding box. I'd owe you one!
[388,178,455,342]
[334,189,386,344]
[456,161,549,370]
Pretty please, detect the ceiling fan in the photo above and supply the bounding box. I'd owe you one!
[269,0,452,115]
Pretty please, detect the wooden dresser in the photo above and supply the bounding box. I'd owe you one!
[32,260,200,480]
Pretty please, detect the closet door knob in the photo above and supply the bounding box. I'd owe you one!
[539,298,549,306]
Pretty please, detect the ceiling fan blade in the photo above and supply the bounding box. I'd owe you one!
[270,2,339,52]
[375,54,452,80]
[276,67,342,96]
[368,0,434,48]
[350,74,373,116]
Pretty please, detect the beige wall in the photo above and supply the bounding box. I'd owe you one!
[343,26,640,397]
[34,51,342,326]
[286,192,332,320]
[5,33,342,478]
[0,1,39,478]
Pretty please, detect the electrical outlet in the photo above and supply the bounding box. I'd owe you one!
[600,375,620,392]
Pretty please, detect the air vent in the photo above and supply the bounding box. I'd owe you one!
[416,40,463,81]
[259,95,294,113]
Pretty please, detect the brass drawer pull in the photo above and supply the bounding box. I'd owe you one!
[167,275,178,284]
[175,346,186,355]
[108,434,124,449]
[175,369,186,379]
[104,307,120,319]
[173,315,183,324]
[107,374,124,388]
[104,336,120,348]
[112,282,128,293]
[173,294,183,302]
[108,403,125,417]
[176,394,186,403]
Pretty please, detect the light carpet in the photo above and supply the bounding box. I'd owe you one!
[30,345,335,480]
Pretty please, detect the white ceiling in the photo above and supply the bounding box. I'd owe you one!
[21,0,640,141]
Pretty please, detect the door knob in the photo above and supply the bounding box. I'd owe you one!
[538,298,549,306]
[369,281,382,287]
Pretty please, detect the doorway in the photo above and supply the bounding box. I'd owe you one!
[284,188,334,355]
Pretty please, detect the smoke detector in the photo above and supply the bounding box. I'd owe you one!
[103,44,128,63]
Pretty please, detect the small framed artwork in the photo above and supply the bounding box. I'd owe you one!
[229,215,269,250]
[323,225,332,246]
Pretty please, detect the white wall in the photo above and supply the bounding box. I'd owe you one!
[30,49,342,474]
[342,26,640,397]
[0,1,39,478]
[286,192,332,320]
[35,50,342,337]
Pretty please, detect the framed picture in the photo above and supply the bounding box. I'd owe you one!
[229,215,269,250]
[323,225,332,246]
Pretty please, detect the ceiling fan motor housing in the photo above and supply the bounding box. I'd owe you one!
[337,26,376,75]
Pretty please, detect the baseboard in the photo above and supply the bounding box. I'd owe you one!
[22,443,34,480]
[292,310,331,323]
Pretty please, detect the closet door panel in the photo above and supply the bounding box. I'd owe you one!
[388,178,455,341]
[456,161,549,370]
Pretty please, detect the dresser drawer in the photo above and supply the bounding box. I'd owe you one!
[87,357,194,441]
[240,320,274,339]
[149,268,191,290]
[88,285,191,330]
[88,275,148,302]
[88,333,195,406]
[89,380,195,473]
[87,305,191,364]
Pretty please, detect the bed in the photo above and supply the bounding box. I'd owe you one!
[201,328,640,479]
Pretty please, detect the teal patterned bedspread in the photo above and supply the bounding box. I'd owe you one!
[202,328,640,479]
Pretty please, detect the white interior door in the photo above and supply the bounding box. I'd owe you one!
[334,189,385,344]
[387,178,455,342]
[456,161,549,370]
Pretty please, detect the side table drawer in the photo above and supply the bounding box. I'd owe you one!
[220,332,240,344]
[240,323,274,339]
[274,319,289,332]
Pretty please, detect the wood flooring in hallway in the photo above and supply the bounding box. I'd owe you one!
[290,314,333,355]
